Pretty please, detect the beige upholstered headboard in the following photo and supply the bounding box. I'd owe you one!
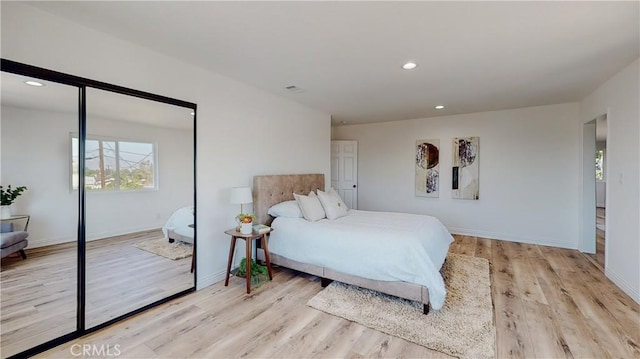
[253,174,325,225]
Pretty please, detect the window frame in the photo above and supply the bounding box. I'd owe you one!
[70,133,159,192]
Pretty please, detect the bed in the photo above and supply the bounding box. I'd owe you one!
[253,174,454,313]
[162,206,194,244]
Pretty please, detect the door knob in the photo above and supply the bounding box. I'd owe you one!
[353,185,357,188]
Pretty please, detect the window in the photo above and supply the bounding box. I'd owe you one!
[595,149,605,181]
[72,136,156,190]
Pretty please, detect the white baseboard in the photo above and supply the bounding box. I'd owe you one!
[28,223,165,248]
[86,223,165,241]
[29,234,77,248]
[605,268,640,304]
[447,226,577,250]
[196,268,228,290]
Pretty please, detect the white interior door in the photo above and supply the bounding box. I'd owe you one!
[331,140,358,209]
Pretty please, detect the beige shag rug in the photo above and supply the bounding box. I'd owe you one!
[134,237,192,260]
[307,254,495,359]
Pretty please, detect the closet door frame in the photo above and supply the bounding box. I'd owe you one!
[1,58,197,359]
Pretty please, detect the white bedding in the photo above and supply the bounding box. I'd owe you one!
[269,209,454,310]
[162,206,194,244]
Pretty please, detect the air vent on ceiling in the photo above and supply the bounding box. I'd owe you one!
[285,85,305,94]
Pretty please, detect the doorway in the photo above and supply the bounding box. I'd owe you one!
[592,115,607,270]
[331,140,358,209]
[581,114,607,271]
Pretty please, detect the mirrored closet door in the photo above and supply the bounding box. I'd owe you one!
[1,71,79,357]
[84,88,195,328]
[1,59,196,358]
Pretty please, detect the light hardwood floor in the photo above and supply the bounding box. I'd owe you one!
[584,207,606,271]
[1,230,193,358]
[33,235,639,359]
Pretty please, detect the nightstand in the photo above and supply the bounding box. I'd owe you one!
[224,228,273,294]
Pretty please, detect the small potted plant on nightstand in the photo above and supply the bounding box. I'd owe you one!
[0,185,27,219]
[236,213,256,234]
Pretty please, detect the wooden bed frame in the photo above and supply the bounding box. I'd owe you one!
[253,173,431,314]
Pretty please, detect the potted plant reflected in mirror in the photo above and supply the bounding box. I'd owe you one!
[236,213,256,234]
[0,185,28,219]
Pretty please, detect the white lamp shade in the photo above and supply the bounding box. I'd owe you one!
[230,187,253,204]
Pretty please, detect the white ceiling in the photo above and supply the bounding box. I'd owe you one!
[1,72,194,129]
[29,1,639,126]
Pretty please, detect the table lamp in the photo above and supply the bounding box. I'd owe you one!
[230,187,253,234]
[230,187,253,213]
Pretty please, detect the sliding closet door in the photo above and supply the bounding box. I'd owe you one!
[0,72,79,357]
[84,87,195,328]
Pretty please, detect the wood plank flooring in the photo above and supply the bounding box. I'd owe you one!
[583,207,606,271]
[33,235,639,359]
[0,230,193,358]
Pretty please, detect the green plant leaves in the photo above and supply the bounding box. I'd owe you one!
[0,185,28,206]
[236,257,270,288]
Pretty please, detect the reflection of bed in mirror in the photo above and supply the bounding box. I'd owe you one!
[82,86,196,330]
[253,174,454,314]
[162,206,194,244]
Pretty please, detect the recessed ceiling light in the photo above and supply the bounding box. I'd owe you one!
[340,120,348,125]
[402,62,417,70]
[25,80,44,87]
[434,105,445,110]
[190,111,195,116]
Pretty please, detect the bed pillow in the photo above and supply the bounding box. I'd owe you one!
[327,187,349,210]
[267,200,303,218]
[317,190,349,220]
[294,191,326,221]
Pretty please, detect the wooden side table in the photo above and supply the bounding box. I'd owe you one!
[224,228,273,294]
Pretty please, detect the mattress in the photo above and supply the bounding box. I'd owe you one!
[269,209,454,310]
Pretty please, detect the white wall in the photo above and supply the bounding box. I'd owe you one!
[332,103,581,249]
[580,58,639,303]
[581,121,597,253]
[1,106,77,245]
[1,3,331,288]
[596,183,606,208]
[1,105,193,247]
[596,141,606,208]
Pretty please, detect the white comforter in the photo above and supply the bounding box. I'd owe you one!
[269,210,454,310]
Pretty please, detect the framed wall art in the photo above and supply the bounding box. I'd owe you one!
[452,136,479,200]
[415,139,440,197]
